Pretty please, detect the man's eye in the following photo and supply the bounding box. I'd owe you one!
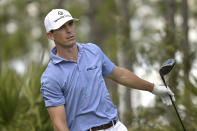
[69,21,74,26]
[59,26,64,30]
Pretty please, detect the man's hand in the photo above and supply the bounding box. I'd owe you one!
[152,84,175,106]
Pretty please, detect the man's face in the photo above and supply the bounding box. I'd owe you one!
[50,20,76,48]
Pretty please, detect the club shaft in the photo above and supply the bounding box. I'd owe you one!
[161,76,186,131]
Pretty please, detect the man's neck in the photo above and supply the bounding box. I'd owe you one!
[56,43,78,62]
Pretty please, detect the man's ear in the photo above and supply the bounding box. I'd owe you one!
[46,32,54,40]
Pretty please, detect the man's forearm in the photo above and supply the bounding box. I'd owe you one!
[121,69,154,92]
[47,106,69,131]
[109,66,154,92]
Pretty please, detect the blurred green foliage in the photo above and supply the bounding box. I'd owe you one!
[0,0,197,130]
[0,62,52,131]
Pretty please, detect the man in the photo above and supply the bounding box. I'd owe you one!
[40,9,175,131]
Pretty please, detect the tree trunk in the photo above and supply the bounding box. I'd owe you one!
[181,0,191,126]
[164,0,176,52]
[56,0,64,8]
[87,0,104,47]
[164,0,178,87]
[165,0,176,29]
[0,42,1,73]
[181,0,190,78]
[115,0,134,126]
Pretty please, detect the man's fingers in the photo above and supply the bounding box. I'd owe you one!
[161,95,173,106]
[169,95,176,102]
[167,96,172,106]
[172,96,175,101]
[167,87,174,96]
[164,96,171,106]
[167,88,176,102]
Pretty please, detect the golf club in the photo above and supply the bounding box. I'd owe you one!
[159,59,186,131]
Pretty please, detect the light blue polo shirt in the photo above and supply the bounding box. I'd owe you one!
[40,43,118,131]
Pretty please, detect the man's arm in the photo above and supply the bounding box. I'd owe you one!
[108,66,154,92]
[47,105,69,131]
[108,66,175,105]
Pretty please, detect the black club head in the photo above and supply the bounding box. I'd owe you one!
[159,59,176,76]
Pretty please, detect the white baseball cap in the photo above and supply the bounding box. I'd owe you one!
[44,9,79,32]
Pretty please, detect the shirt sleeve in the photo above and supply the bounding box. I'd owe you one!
[93,44,115,77]
[40,76,65,107]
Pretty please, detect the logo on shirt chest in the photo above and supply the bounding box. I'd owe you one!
[87,66,97,71]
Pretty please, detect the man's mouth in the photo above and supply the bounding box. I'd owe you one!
[67,36,75,40]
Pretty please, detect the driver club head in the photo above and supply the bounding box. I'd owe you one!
[159,59,176,76]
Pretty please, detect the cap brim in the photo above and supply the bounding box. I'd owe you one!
[73,18,79,22]
[49,17,79,32]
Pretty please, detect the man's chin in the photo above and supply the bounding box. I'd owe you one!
[63,41,76,48]
[69,40,76,46]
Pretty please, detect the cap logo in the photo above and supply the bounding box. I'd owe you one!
[58,11,63,15]
[54,15,72,22]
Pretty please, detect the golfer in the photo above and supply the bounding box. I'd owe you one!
[40,9,175,131]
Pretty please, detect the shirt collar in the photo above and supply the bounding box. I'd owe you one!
[50,42,83,64]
